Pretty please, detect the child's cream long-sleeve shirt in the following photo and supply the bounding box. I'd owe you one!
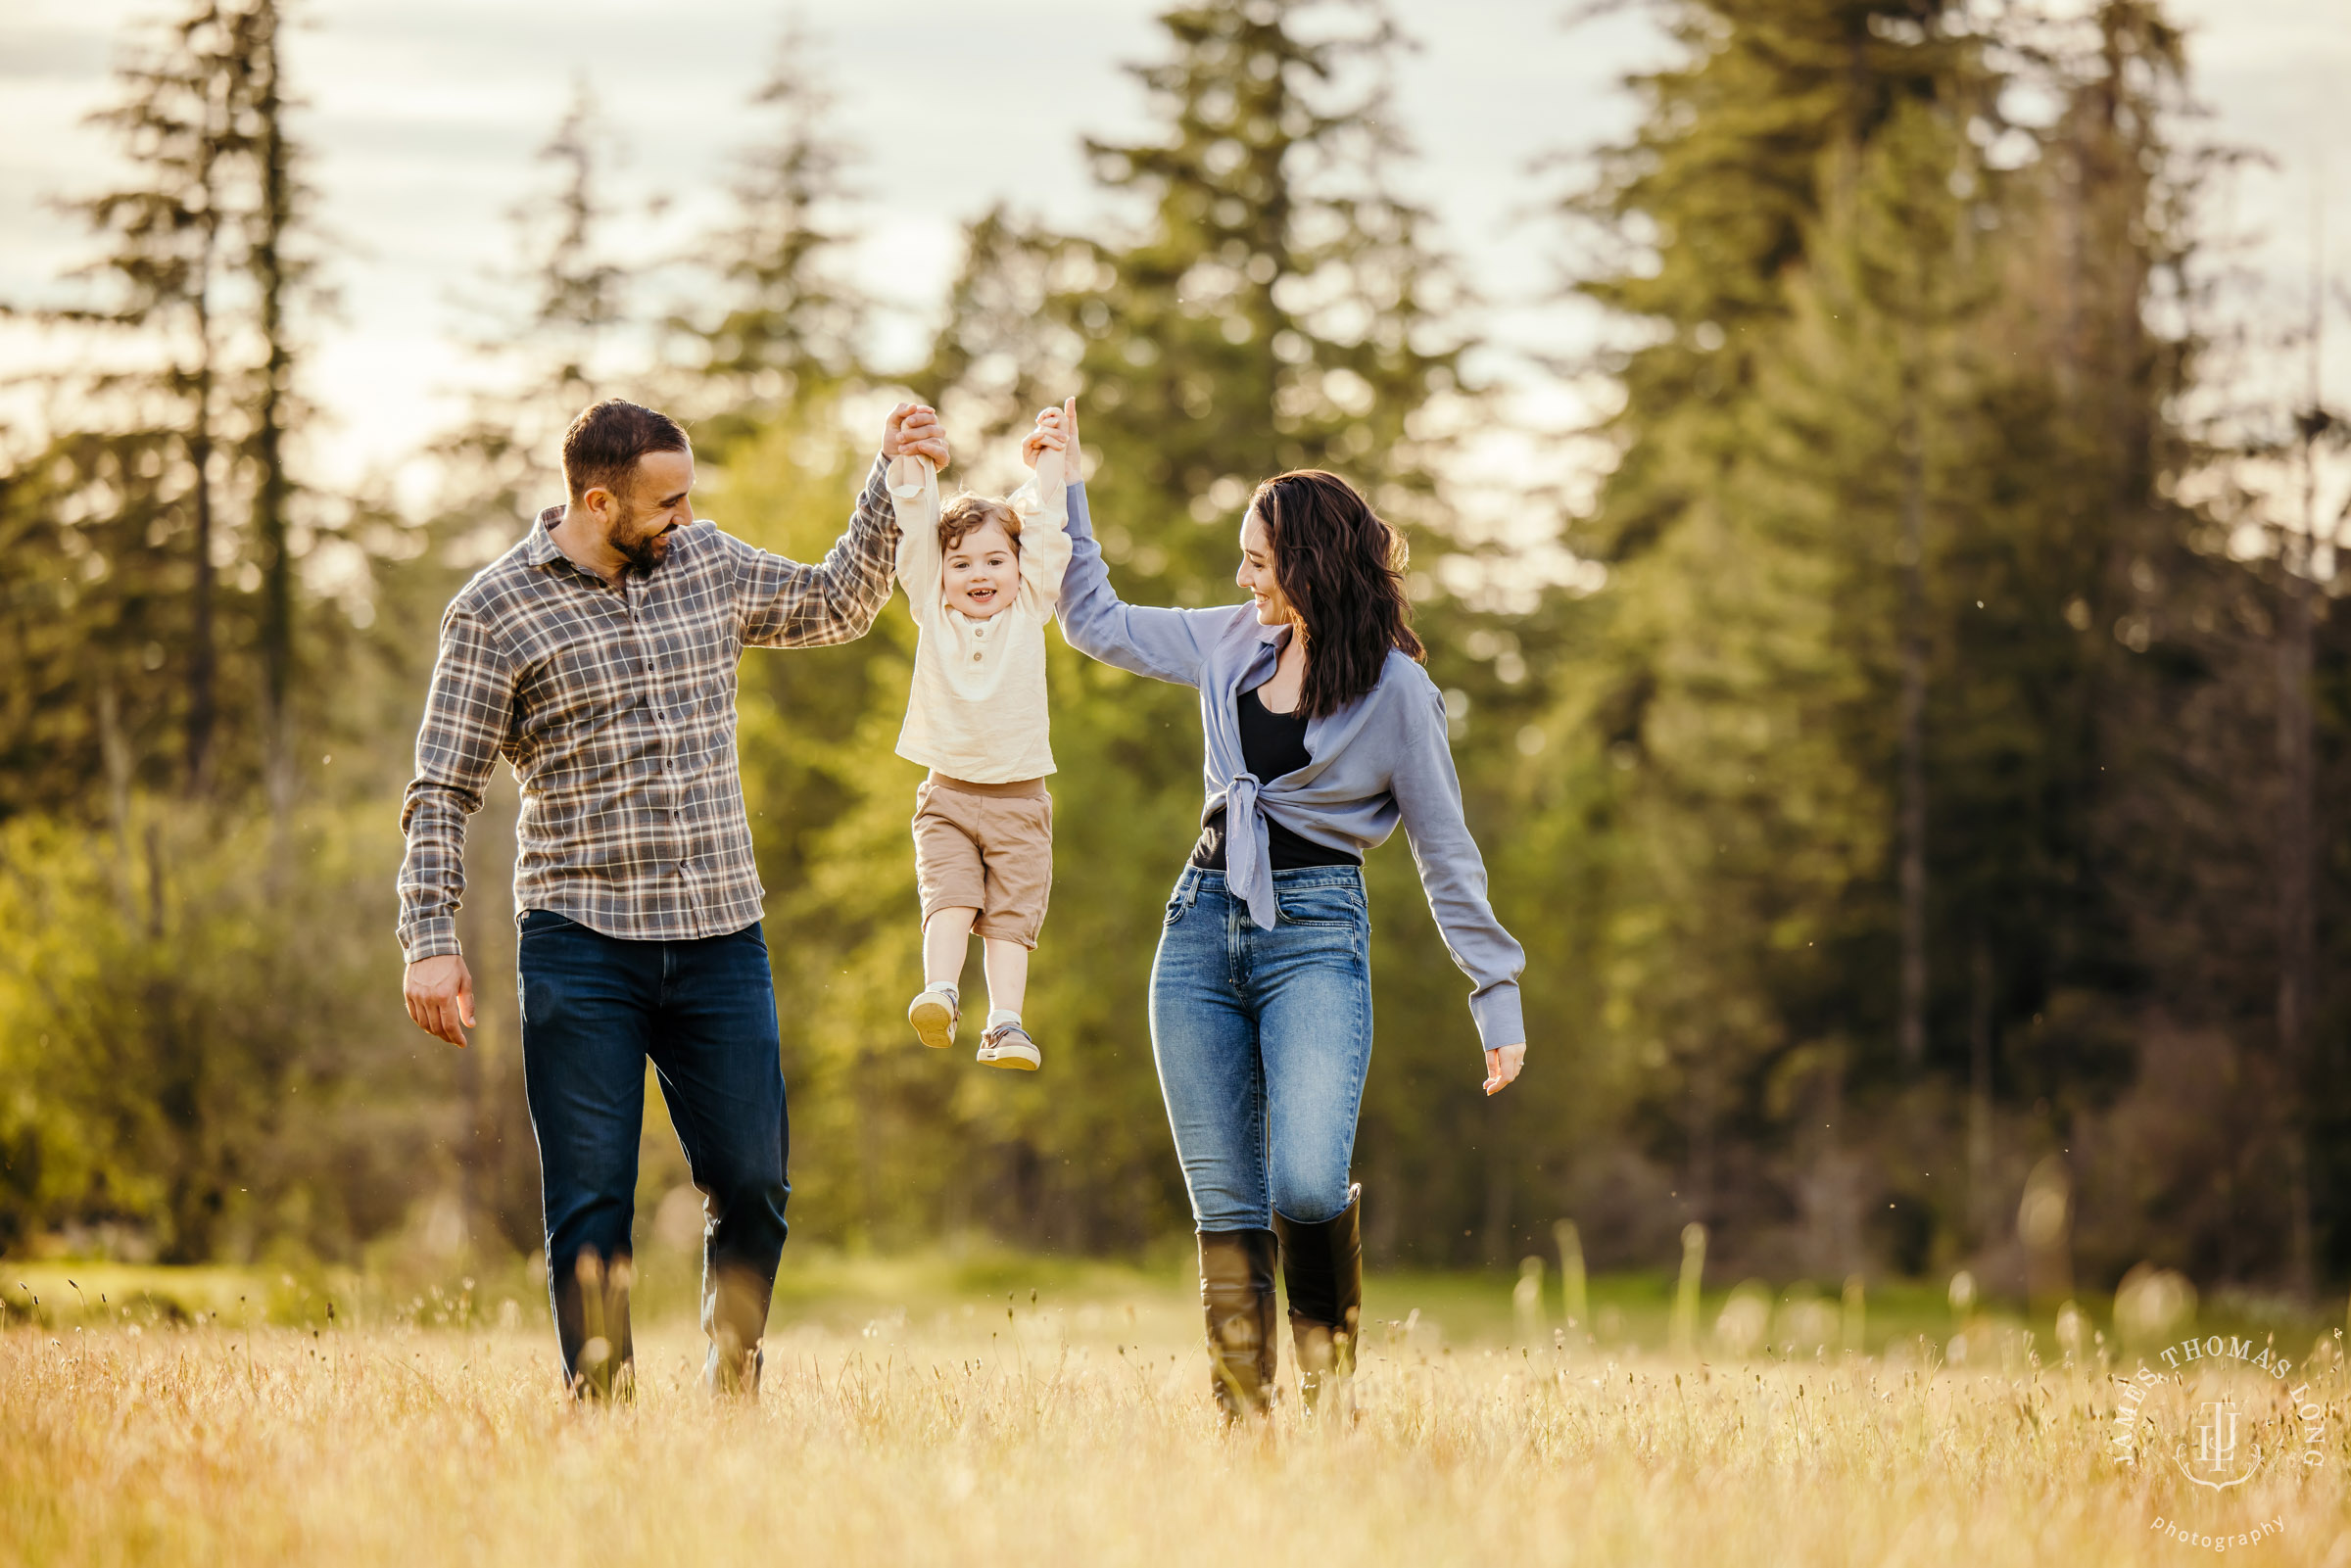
[890,450,1071,784]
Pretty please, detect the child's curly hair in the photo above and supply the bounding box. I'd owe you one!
[938,495,1023,555]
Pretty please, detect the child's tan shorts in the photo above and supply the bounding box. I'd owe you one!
[911,774,1054,949]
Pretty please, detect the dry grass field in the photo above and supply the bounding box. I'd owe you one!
[3,1260,2347,1567]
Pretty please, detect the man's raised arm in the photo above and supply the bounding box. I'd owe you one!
[733,403,952,648]
[397,597,517,1046]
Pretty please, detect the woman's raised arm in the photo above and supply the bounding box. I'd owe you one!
[1054,477,1225,689]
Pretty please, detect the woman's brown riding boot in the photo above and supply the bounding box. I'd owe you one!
[1197,1228,1279,1418]
[1272,1184,1363,1419]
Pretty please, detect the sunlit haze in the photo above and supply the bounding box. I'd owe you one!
[2,0,2345,516]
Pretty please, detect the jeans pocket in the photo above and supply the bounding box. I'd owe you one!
[1273,886,1362,928]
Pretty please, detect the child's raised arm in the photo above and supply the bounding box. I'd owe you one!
[889,454,942,606]
[1012,444,1072,613]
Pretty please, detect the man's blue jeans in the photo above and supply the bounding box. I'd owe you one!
[516,909,790,1390]
[1149,866,1373,1231]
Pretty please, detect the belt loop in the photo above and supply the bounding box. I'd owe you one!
[1182,867,1201,909]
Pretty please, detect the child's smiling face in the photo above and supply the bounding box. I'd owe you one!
[943,519,1019,619]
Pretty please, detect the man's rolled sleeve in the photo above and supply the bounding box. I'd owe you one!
[733,454,901,647]
[397,598,517,964]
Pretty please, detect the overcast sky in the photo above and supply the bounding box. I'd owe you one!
[2,0,2345,513]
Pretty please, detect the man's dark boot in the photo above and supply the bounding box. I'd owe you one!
[555,1249,637,1402]
[702,1261,772,1398]
[1272,1184,1363,1420]
[1197,1228,1278,1419]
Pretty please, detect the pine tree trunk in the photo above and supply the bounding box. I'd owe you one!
[1967,934,1996,1242]
[1897,390,1930,1073]
[245,0,296,835]
[185,35,226,800]
[96,673,137,923]
[1686,1053,1715,1225]
[1479,1132,1513,1269]
[2277,444,2319,1301]
[186,301,218,798]
[1805,1054,1852,1280]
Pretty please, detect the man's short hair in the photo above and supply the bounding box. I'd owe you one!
[561,399,690,501]
[938,495,1023,556]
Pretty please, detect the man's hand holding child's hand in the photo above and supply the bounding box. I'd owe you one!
[886,403,951,471]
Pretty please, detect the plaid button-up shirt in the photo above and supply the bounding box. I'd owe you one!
[396,455,898,964]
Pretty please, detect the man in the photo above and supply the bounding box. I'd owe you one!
[397,396,950,1397]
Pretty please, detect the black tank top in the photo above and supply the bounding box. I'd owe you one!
[1188,686,1362,872]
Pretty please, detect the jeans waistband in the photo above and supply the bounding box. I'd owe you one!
[1174,862,1364,906]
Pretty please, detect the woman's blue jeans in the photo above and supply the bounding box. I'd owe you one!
[516,909,790,1390]
[1149,866,1372,1231]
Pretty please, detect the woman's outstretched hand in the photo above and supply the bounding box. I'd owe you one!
[1483,1043,1525,1096]
[1021,416,1063,468]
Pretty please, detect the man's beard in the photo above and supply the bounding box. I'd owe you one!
[608,508,672,577]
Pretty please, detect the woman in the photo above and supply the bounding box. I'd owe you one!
[1031,401,1527,1418]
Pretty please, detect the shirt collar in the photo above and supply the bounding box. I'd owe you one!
[1245,620,1289,678]
[524,504,568,568]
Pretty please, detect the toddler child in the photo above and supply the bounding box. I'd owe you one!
[891,417,1073,1069]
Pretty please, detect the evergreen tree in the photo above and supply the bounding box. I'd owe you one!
[742,0,1504,1257]
[0,0,451,1263]
[229,0,316,824]
[1533,0,1991,1264]
[1066,0,1466,593]
[7,0,245,815]
[1045,0,1491,1259]
[1532,0,2246,1280]
[432,80,638,560]
[66,0,240,796]
[518,85,630,409]
[681,18,868,446]
[4,0,324,821]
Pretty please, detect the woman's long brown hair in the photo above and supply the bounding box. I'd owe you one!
[1253,470,1425,721]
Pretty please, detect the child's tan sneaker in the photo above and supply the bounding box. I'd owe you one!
[977,1022,1040,1070]
[908,983,959,1050]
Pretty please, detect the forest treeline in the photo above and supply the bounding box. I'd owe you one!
[1,0,2344,1295]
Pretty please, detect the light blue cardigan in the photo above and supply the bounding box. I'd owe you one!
[1056,481,1527,1052]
